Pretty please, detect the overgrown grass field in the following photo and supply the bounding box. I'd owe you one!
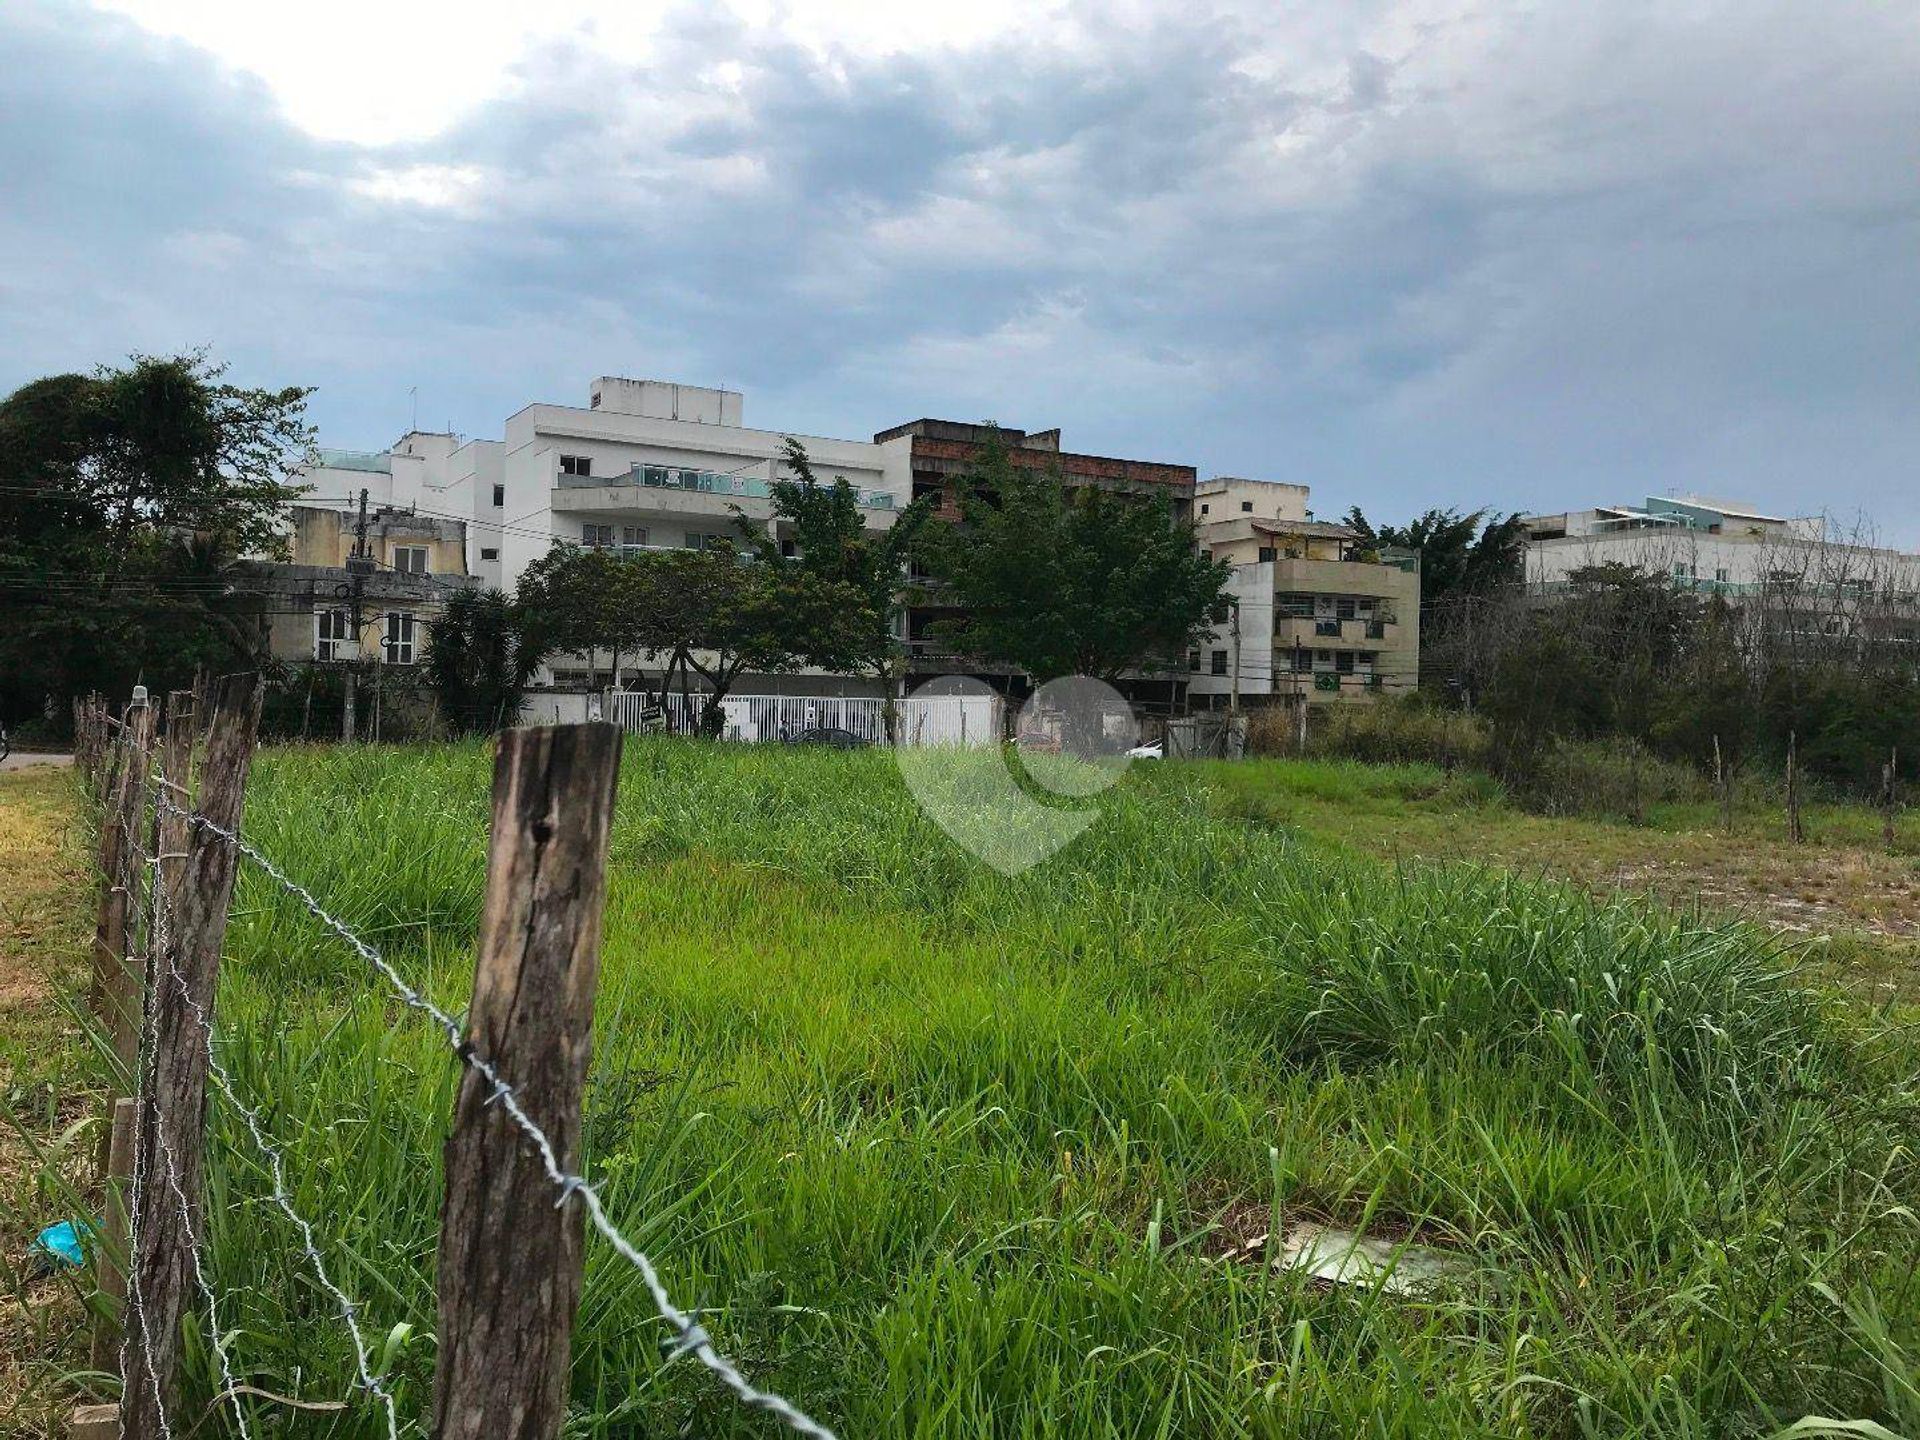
[36,742,1920,1435]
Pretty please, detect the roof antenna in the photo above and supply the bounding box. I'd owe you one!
[409,386,418,434]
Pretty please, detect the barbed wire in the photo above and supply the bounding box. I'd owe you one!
[148,858,254,1440]
[117,779,175,1440]
[155,793,839,1440]
[151,844,401,1440]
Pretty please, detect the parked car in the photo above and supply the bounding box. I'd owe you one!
[783,726,870,749]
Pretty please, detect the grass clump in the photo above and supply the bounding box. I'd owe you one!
[29,740,1920,1437]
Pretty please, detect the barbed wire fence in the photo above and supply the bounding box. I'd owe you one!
[67,682,836,1440]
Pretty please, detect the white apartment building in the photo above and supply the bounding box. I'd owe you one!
[294,376,916,694]
[1522,494,1920,610]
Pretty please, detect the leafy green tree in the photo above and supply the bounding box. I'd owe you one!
[1343,506,1527,610]
[735,437,936,736]
[426,590,534,734]
[513,544,659,684]
[668,547,871,733]
[0,354,313,722]
[916,430,1231,683]
[513,541,869,733]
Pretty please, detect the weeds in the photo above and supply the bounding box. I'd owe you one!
[9,740,1918,1437]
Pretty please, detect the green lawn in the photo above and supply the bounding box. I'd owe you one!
[12,741,1920,1437]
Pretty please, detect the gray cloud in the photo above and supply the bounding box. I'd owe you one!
[2,0,1917,541]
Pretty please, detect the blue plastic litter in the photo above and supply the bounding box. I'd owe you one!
[32,1219,89,1268]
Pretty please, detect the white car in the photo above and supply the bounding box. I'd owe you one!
[1126,740,1164,760]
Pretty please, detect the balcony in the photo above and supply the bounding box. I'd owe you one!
[314,448,392,474]
[560,462,896,510]
[1276,616,1398,648]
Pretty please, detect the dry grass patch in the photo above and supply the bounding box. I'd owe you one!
[0,770,98,1438]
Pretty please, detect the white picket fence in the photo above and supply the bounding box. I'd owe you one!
[600,690,1003,747]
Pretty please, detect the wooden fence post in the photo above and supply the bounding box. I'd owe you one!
[1884,748,1899,854]
[92,695,155,1040]
[1786,730,1804,845]
[433,723,623,1440]
[89,1098,138,1372]
[120,674,262,1440]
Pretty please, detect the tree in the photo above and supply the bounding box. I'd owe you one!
[0,354,313,722]
[669,547,871,734]
[916,430,1232,683]
[513,541,870,734]
[735,437,936,737]
[1343,506,1526,609]
[427,590,535,734]
[513,544,658,688]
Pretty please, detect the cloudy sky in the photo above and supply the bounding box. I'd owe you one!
[3,0,1917,540]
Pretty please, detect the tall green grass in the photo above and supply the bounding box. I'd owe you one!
[72,741,1920,1435]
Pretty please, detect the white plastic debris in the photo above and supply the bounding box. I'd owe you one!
[1274,1224,1466,1295]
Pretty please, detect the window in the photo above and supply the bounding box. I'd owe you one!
[492,483,505,507]
[1258,547,1277,563]
[479,547,499,562]
[581,524,614,549]
[1335,650,1356,674]
[1199,503,1209,515]
[1335,596,1357,621]
[1291,649,1313,674]
[393,545,428,575]
[383,612,418,665]
[1277,592,1315,618]
[1188,648,1201,672]
[560,454,592,477]
[1241,500,1253,513]
[314,608,352,662]
[620,526,649,550]
[1672,562,1693,581]
[781,539,798,558]
[1715,567,1730,583]
[1210,649,1229,675]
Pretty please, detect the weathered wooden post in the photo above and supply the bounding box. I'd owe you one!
[1883,748,1899,854]
[1786,730,1805,845]
[92,692,155,1040]
[89,1097,139,1371]
[433,723,623,1440]
[120,674,262,1440]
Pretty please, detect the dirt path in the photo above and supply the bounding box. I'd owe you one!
[0,769,96,1437]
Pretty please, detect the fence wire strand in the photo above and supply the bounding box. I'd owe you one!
[117,807,175,1440]
[140,833,257,1440]
[153,845,401,1440]
[159,794,839,1440]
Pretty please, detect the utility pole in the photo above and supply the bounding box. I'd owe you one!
[1228,599,1242,717]
[343,488,374,743]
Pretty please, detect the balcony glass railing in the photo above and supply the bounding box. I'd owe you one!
[314,448,392,474]
[562,463,897,510]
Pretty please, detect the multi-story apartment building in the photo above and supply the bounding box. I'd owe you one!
[1521,494,1920,644]
[875,418,1198,707]
[1188,477,1421,707]
[259,502,478,668]
[293,377,917,694]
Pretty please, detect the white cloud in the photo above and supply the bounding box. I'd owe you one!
[348,163,490,212]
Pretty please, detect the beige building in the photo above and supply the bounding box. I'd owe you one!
[1188,478,1421,707]
[260,504,478,667]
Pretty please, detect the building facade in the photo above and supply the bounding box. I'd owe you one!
[1522,494,1920,644]
[293,377,916,696]
[1187,477,1422,707]
[260,503,478,668]
[875,418,1198,705]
